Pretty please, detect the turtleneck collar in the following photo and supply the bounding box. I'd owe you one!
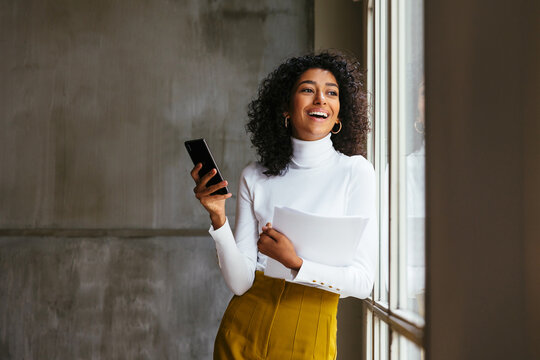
[290,133,337,169]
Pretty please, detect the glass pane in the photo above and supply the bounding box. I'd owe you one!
[365,308,373,359]
[391,333,424,360]
[375,0,390,305]
[398,0,425,317]
[374,316,390,360]
[380,320,389,360]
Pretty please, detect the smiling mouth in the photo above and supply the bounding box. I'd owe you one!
[307,111,329,119]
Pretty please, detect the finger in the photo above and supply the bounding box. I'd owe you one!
[257,235,273,253]
[198,180,228,197]
[199,168,218,187]
[262,222,272,231]
[190,163,203,182]
[201,193,232,202]
[258,234,272,246]
[193,169,218,193]
[265,234,278,246]
[263,227,284,241]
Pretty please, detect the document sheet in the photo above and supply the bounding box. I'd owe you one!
[264,206,369,280]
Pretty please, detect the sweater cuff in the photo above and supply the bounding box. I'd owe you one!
[293,259,342,295]
[208,217,235,247]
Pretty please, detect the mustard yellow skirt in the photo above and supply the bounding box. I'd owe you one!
[214,271,339,360]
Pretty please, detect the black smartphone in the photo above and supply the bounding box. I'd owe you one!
[184,138,229,195]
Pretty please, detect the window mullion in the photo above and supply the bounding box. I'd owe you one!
[388,0,399,313]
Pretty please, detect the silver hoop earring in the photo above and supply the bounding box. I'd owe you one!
[331,121,342,134]
[284,116,290,128]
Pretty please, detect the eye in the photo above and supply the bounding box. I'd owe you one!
[300,87,314,93]
[328,90,339,96]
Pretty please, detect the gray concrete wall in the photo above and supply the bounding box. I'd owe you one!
[0,0,313,358]
[0,236,227,359]
[0,0,313,229]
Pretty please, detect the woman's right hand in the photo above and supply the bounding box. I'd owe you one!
[190,163,232,229]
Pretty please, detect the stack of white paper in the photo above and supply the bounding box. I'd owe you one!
[264,206,369,280]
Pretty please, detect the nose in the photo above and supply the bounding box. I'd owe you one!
[314,90,326,104]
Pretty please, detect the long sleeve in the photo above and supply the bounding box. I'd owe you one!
[208,166,259,295]
[292,158,378,298]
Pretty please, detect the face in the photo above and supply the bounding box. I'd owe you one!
[285,68,340,141]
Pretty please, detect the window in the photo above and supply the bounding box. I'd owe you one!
[364,0,425,358]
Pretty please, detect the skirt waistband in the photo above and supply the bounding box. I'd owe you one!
[251,271,339,316]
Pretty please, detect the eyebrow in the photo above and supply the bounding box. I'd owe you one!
[298,80,339,88]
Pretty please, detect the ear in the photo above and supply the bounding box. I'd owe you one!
[282,111,289,118]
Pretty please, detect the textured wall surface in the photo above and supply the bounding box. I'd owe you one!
[0,237,229,359]
[0,0,313,358]
[0,0,313,229]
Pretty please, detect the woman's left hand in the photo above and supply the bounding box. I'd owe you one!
[257,223,303,271]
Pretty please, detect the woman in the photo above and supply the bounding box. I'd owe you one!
[190,52,377,359]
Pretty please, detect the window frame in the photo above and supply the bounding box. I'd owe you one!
[363,0,426,357]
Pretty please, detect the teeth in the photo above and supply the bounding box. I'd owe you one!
[308,111,328,118]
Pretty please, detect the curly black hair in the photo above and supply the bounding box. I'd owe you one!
[246,51,370,176]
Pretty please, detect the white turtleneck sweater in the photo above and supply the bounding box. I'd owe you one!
[209,134,377,299]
